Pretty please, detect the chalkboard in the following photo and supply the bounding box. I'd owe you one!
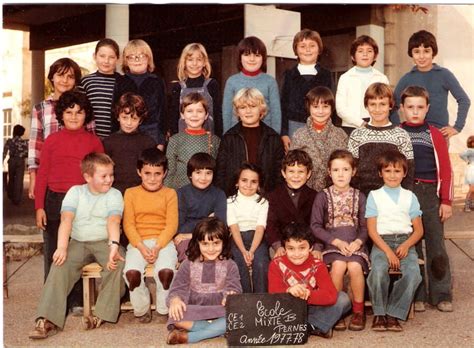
[226,293,308,346]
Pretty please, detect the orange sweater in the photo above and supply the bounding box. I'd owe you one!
[123,185,178,248]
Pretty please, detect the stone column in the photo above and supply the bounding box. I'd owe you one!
[31,50,45,106]
[356,24,385,74]
[106,4,129,72]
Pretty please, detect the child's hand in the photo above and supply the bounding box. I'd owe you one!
[347,240,362,254]
[52,247,67,266]
[36,209,47,230]
[107,245,124,270]
[28,173,36,200]
[208,212,215,217]
[137,243,154,263]
[281,136,291,153]
[150,244,162,263]
[332,239,350,256]
[395,243,410,260]
[242,250,252,267]
[311,250,322,260]
[157,144,165,152]
[221,291,236,306]
[439,204,452,222]
[273,247,286,258]
[440,126,458,139]
[386,249,400,270]
[173,234,191,246]
[287,284,310,300]
[169,297,187,321]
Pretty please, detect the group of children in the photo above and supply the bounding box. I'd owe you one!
[25,27,472,344]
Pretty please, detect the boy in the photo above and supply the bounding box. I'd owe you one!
[366,150,423,332]
[336,35,389,135]
[3,124,28,205]
[347,82,415,196]
[268,223,351,339]
[174,152,227,261]
[123,147,178,322]
[393,30,470,138]
[400,86,453,312]
[29,153,125,339]
[216,87,284,196]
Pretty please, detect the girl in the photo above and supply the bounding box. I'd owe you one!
[227,163,270,293]
[170,43,222,136]
[222,36,281,134]
[460,135,474,212]
[112,39,167,149]
[290,86,348,192]
[166,217,241,345]
[80,38,121,138]
[311,149,369,331]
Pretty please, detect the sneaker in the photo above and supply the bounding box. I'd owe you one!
[348,312,366,331]
[464,204,471,212]
[386,315,403,332]
[167,329,188,345]
[437,301,453,312]
[29,318,59,339]
[308,324,333,338]
[371,315,387,331]
[414,301,426,312]
[137,308,152,323]
[81,315,103,330]
[334,318,347,331]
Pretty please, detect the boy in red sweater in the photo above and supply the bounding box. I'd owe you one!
[268,223,350,339]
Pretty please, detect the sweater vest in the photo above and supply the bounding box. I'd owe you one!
[372,187,413,235]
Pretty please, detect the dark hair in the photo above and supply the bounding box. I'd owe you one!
[400,85,430,105]
[364,82,394,108]
[12,124,25,137]
[328,149,357,170]
[281,222,316,247]
[55,91,94,126]
[408,30,438,57]
[180,92,209,114]
[350,35,379,66]
[237,36,267,72]
[229,162,265,202]
[186,217,232,261]
[137,147,168,171]
[292,29,323,59]
[305,86,335,114]
[466,135,474,149]
[95,38,120,58]
[114,92,148,120]
[47,57,82,87]
[81,152,114,176]
[376,150,408,174]
[282,149,313,172]
[187,152,216,178]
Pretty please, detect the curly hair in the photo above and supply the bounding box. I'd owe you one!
[55,90,94,127]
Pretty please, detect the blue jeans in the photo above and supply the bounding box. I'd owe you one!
[231,230,270,293]
[187,317,226,343]
[307,291,351,333]
[413,182,452,305]
[367,234,422,320]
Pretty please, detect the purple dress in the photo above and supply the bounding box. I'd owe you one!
[311,186,370,273]
[166,258,242,329]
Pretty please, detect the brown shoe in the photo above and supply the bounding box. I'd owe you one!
[348,312,366,331]
[81,315,103,330]
[386,315,403,332]
[371,315,387,331]
[334,318,347,331]
[137,308,152,323]
[167,329,189,344]
[29,318,59,339]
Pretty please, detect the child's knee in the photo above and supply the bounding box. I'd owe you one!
[158,268,174,290]
[125,270,142,291]
[347,262,363,275]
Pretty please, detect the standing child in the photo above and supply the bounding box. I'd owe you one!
[366,150,423,332]
[460,136,474,212]
[311,150,369,331]
[393,30,470,137]
[113,39,167,148]
[216,87,284,196]
[165,92,220,190]
[336,35,389,135]
[166,217,242,345]
[281,29,333,152]
[170,43,222,136]
[401,86,454,311]
[222,36,281,134]
[3,125,28,205]
[348,82,414,196]
[123,148,178,321]
[79,38,121,138]
[290,86,348,191]
[268,223,351,339]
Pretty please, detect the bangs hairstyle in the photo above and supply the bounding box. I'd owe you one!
[376,150,408,174]
[350,35,379,65]
[177,43,211,80]
[122,39,155,73]
[232,87,268,118]
[364,82,394,108]
[328,149,357,170]
[187,152,216,178]
[95,38,120,58]
[81,152,114,176]
[281,222,316,247]
[408,30,438,57]
[237,36,267,72]
[292,29,323,57]
[180,92,209,114]
[400,85,430,105]
[305,86,335,113]
[282,149,313,172]
[47,57,82,87]
[186,217,232,261]
[467,135,474,149]
[55,91,94,126]
[229,162,265,202]
[115,92,148,120]
[137,147,168,171]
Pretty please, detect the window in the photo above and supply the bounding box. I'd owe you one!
[3,108,13,142]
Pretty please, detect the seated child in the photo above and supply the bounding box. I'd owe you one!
[268,222,351,339]
[123,148,178,321]
[366,150,423,332]
[290,86,348,191]
[311,149,369,331]
[460,136,474,212]
[174,152,227,262]
[29,153,125,339]
[3,124,28,205]
[166,217,242,345]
